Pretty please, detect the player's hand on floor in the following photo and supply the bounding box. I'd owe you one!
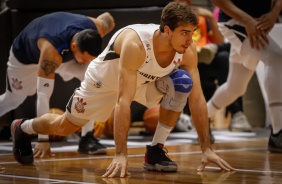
[197,147,236,172]
[0,166,5,173]
[102,154,131,178]
[34,142,55,158]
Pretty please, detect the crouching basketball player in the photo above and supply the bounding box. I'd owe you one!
[1,11,115,158]
[11,2,235,178]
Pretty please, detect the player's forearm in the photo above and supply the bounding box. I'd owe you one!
[271,0,282,19]
[114,104,131,155]
[206,17,224,44]
[189,95,210,151]
[211,0,254,26]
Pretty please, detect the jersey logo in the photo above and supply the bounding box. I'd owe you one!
[146,44,151,51]
[75,97,87,113]
[137,70,160,83]
[11,78,22,90]
[145,59,151,64]
[43,83,49,87]
[94,81,102,88]
[173,58,181,66]
[61,48,69,55]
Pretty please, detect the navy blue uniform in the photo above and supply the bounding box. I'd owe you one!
[219,0,272,22]
[12,12,98,64]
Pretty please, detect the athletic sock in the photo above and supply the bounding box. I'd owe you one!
[81,120,94,137]
[151,121,173,146]
[21,119,36,134]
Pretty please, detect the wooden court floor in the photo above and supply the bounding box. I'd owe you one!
[0,139,282,184]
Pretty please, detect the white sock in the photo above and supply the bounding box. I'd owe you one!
[151,121,173,146]
[21,119,36,134]
[81,120,94,136]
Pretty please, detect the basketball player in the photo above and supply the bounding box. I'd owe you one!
[208,0,282,152]
[11,2,235,177]
[0,12,115,158]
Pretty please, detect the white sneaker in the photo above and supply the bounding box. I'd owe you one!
[197,43,218,65]
[173,113,194,132]
[230,112,252,132]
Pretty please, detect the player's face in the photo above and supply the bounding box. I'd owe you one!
[166,24,197,54]
[73,50,96,64]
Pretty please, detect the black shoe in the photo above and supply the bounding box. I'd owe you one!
[11,119,33,165]
[143,143,178,172]
[78,131,106,154]
[268,127,282,153]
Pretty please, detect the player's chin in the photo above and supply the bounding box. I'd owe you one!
[177,49,186,54]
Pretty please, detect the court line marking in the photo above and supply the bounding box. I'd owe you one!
[205,166,282,174]
[0,173,97,184]
[1,147,280,183]
[0,147,266,165]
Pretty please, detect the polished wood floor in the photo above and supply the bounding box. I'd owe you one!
[0,138,282,184]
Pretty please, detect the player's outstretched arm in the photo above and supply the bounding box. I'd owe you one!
[102,29,145,178]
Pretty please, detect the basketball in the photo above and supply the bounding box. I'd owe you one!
[49,108,66,142]
[143,105,160,134]
[49,108,64,115]
[103,110,115,138]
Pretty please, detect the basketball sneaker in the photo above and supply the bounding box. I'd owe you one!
[78,131,107,154]
[143,143,178,172]
[11,119,34,165]
[268,127,282,153]
[229,112,252,132]
[197,43,218,64]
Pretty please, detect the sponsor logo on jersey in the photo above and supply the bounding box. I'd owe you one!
[173,58,181,66]
[94,81,102,88]
[137,71,160,81]
[146,44,151,51]
[11,78,22,90]
[61,48,69,55]
[75,97,87,113]
[145,59,151,64]
[43,83,49,87]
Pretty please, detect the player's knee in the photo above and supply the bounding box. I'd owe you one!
[159,69,193,112]
[156,69,193,94]
[169,69,193,93]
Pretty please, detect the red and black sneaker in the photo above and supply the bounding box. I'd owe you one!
[143,143,178,172]
[11,119,33,165]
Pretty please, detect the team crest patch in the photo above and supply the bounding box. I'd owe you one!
[75,97,87,113]
[12,78,22,90]
[173,58,181,66]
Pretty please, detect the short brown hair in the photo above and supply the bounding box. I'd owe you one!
[160,1,198,32]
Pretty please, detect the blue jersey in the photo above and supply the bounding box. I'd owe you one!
[219,0,272,22]
[12,12,98,64]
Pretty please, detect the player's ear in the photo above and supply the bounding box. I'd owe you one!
[164,25,171,36]
[71,42,77,51]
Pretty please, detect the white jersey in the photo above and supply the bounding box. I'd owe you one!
[84,24,183,90]
[67,24,184,123]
